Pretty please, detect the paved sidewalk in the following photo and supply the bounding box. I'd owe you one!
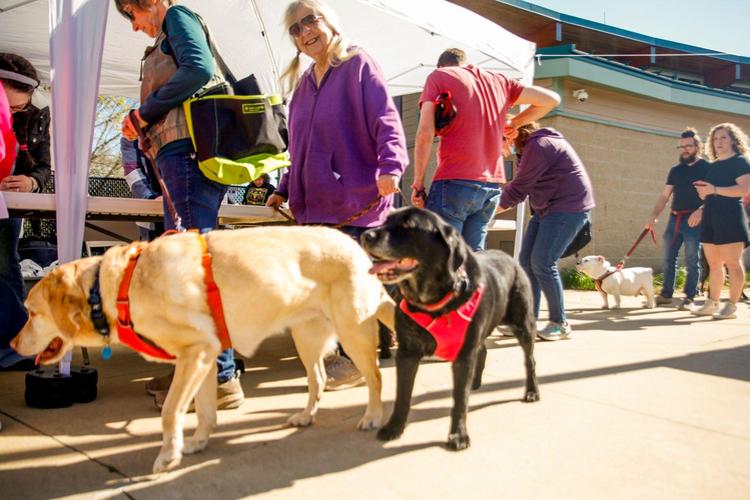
[1,291,749,499]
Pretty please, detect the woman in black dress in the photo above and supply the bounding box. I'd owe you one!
[692,123,750,319]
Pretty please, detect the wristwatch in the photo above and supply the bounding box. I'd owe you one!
[29,176,39,192]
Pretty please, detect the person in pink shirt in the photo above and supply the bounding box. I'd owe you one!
[0,84,16,179]
[0,81,8,432]
[411,49,560,250]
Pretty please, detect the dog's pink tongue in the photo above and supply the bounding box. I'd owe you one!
[369,261,398,275]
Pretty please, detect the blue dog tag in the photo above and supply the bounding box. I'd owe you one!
[102,346,112,360]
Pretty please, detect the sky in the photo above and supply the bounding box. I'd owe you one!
[525,0,749,57]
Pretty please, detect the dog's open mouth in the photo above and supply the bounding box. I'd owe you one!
[369,257,419,281]
[35,336,64,365]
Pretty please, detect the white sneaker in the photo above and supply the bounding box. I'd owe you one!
[714,302,737,320]
[537,321,572,341]
[691,299,719,316]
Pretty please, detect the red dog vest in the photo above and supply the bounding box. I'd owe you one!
[400,286,485,361]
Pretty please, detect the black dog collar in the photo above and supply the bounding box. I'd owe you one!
[88,267,110,338]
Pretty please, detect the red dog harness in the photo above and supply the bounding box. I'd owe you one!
[400,286,485,361]
[116,232,232,360]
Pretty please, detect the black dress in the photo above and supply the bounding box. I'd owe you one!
[700,154,750,245]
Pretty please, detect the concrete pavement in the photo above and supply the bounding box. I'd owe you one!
[1,290,749,499]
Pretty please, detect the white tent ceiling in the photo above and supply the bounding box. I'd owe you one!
[0,0,535,98]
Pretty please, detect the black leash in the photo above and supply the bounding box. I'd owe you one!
[129,110,184,231]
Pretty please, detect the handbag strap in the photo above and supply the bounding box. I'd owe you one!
[193,14,238,87]
[161,10,238,87]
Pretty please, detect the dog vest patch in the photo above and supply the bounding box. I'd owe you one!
[400,286,485,361]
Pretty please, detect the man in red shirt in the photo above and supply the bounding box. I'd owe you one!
[412,50,560,250]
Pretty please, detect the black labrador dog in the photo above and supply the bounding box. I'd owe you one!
[361,207,539,450]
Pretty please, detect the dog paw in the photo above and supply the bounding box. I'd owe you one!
[287,411,314,427]
[153,450,182,474]
[357,412,382,431]
[446,433,470,451]
[376,424,404,442]
[183,437,208,455]
[524,390,540,402]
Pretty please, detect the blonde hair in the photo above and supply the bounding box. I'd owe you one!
[279,0,356,96]
[706,122,749,161]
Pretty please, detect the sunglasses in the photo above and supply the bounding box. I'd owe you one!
[119,4,134,21]
[289,14,323,37]
[676,145,696,150]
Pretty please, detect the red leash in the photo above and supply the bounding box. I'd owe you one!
[615,227,657,270]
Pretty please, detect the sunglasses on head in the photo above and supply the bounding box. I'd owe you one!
[289,14,323,37]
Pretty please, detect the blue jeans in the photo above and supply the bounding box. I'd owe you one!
[0,218,29,366]
[426,179,501,251]
[661,213,701,299]
[519,211,590,323]
[157,151,235,382]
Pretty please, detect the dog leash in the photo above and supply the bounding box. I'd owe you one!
[273,193,396,229]
[594,227,658,291]
[129,110,184,232]
[615,227,658,270]
[669,209,696,246]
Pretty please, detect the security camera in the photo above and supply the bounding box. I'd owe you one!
[573,89,589,102]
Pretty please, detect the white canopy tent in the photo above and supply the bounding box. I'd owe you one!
[0,0,535,263]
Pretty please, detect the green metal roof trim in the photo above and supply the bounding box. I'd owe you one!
[535,47,750,116]
[496,0,750,66]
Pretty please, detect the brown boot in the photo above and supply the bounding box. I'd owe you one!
[324,355,365,391]
[145,369,174,396]
[153,374,245,411]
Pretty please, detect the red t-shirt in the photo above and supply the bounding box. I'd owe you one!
[419,65,523,183]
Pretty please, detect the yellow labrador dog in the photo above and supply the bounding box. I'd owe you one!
[12,226,394,473]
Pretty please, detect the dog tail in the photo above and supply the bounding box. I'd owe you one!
[376,289,396,332]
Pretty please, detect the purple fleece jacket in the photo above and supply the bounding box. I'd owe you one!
[500,128,595,216]
[277,49,408,226]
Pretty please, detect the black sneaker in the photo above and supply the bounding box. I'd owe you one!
[678,298,694,311]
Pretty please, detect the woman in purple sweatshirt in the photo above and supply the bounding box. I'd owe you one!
[268,0,407,226]
[268,0,408,387]
[498,123,595,341]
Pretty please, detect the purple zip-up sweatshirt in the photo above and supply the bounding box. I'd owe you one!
[500,128,595,216]
[277,49,408,226]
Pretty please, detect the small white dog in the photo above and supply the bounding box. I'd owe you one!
[576,256,655,309]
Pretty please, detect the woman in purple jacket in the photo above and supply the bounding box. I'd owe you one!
[498,123,595,341]
[268,0,408,387]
